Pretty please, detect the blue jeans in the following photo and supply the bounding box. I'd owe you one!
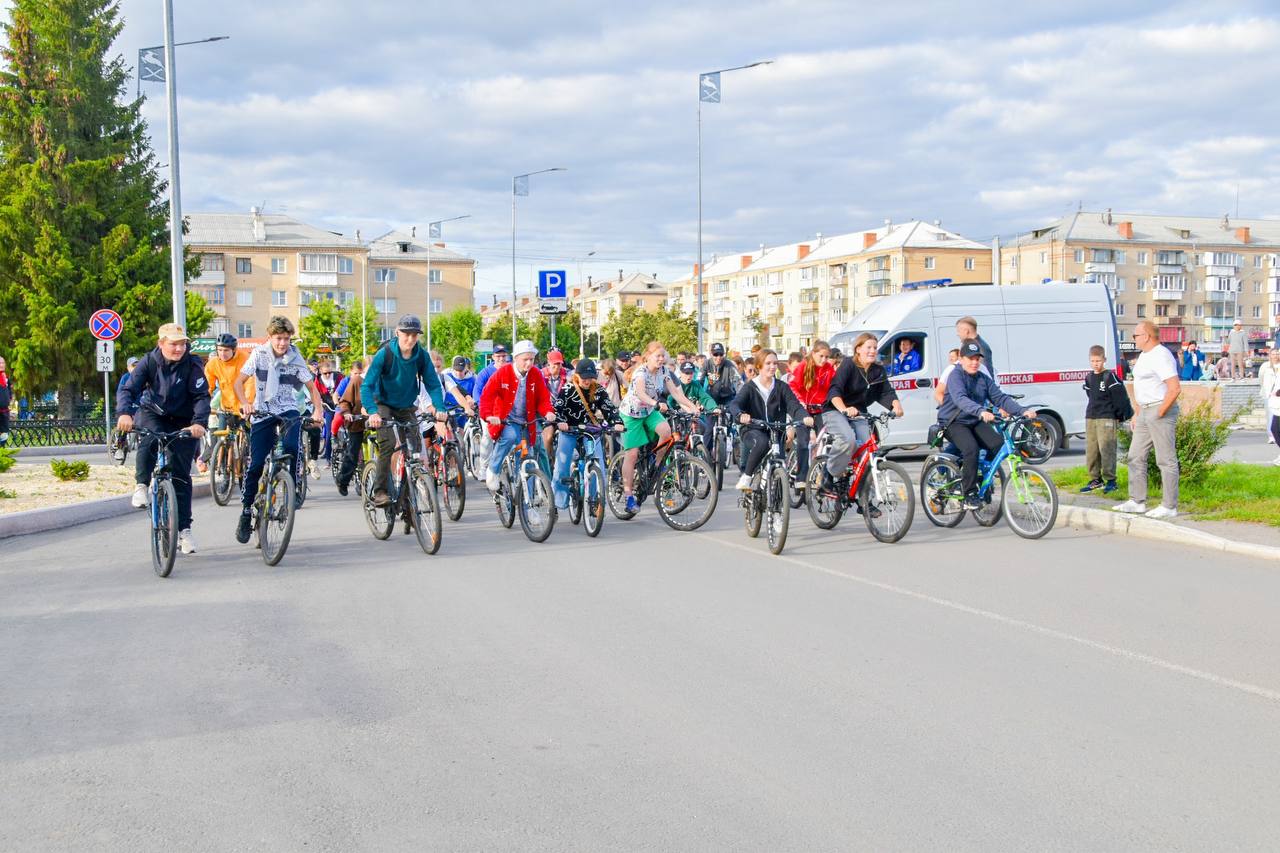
[242,415,301,510]
[488,423,523,477]
[552,432,606,509]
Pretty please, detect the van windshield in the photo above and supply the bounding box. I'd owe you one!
[828,330,886,354]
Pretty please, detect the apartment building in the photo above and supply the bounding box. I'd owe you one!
[478,272,668,339]
[1004,212,1280,347]
[185,210,476,341]
[667,220,991,353]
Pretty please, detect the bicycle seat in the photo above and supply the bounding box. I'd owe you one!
[1008,393,1025,400]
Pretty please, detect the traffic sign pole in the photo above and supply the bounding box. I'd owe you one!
[97,339,116,451]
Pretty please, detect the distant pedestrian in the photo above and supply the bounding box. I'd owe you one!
[1214,354,1232,381]
[1081,345,1132,495]
[0,356,10,445]
[1228,322,1248,380]
[1259,348,1280,459]
[1178,340,1205,381]
[1113,321,1180,519]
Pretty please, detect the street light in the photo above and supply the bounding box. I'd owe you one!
[512,167,567,344]
[696,60,772,354]
[424,214,470,350]
[576,250,596,358]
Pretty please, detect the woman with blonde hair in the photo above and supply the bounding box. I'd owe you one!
[551,358,622,509]
[599,357,622,407]
[818,332,902,493]
[617,341,700,514]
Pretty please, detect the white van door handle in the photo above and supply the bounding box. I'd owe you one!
[918,378,932,388]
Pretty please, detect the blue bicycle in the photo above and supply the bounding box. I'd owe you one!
[133,427,193,578]
[920,413,1059,539]
[561,424,610,537]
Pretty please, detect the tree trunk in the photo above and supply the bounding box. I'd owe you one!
[57,382,80,419]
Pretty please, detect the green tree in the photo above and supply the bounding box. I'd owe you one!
[184,290,216,337]
[483,316,536,351]
[298,298,345,359]
[430,306,484,360]
[0,0,185,415]
[343,300,382,356]
[533,309,581,358]
[599,306,698,358]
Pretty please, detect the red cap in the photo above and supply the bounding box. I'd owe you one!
[547,350,565,364]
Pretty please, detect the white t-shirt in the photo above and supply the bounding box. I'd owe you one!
[1133,345,1178,406]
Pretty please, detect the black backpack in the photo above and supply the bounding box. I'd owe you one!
[0,384,10,409]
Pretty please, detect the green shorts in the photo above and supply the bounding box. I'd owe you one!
[621,410,666,450]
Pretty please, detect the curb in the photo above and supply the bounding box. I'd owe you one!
[1055,503,1280,563]
[14,445,108,458]
[0,482,213,540]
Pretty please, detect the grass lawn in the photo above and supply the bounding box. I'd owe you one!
[1055,462,1280,526]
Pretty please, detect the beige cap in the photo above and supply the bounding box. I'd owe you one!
[157,323,189,342]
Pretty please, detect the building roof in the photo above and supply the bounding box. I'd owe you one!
[712,221,989,273]
[602,272,667,295]
[1018,212,1280,248]
[368,229,473,262]
[869,220,989,252]
[186,211,362,248]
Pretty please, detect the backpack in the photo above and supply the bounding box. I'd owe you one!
[0,383,10,409]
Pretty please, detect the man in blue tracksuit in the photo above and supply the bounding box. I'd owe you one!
[362,314,446,506]
[116,323,211,554]
[472,344,508,409]
[937,340,1034,510]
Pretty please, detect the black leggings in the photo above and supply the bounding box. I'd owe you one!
[1271,415,1280,447]
[945,421,1003,495]
[739,427,769,476]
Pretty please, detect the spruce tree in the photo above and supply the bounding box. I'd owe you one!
[0,0,183,415]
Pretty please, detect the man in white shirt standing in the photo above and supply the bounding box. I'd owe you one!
[1114,320,1181,519]
[1227,321,1248,381]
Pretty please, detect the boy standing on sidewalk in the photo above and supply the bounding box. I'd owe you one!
[1081,344,1132,494]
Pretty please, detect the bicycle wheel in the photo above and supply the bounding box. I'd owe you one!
[656,451,717,532]
[972,467,1005,527]
[361,460,394,540]
[583,459,605,537]
[743,483,762,538]
[258,467,297,566]
[294,448,309,508]
[150,478,178,578]
[440,445,466,522]
[495,468,516,529]
[804,461,844,530]
[330,431,347,483]
[516,466,556,542]
[784,448,805,509]
[606,451,635,520]
[859,458,915,544]
[920,456,966,528]
[409,469,443,554]
[1003,463,1059,540]
[209,437,235,506]
[712,431,726,492]
[765,465,790,555]
[568,465,584,526]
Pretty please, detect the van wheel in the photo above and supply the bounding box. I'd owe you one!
[1019,414,1061,465]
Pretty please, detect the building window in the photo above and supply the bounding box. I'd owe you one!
[1136,304,1146,318]
[964,257,975,271]
[1118,330,1126,342]
[374,268,396,284]
[1115,303,1125,317]
[1115,278,1126,292]
[237,322,253,338]
[1137,251,1148,265]
[341,291,355,306]
[207,286,225,304]
[428,268,442,284]
[236,289,253,307]
[271,257,286,274]
[1253,305,1262,318]
[1114,251,1126,265]
[1136,278,1146,291]
[271,290,286,307]
[1194,305,1204,318]
[1155,304,1169,317]
[1039,251,1047,264]
[1010,255,1018,269]
[1254,281,1262,293]
[1177,305,1186,317]
[338,256,353,275]
[1255,255,1265,269]
[1193,254,1201,266]
[235,257,252,274]
[1073,249,1084,263]
[430,298,443,314]
[1237,304,1243,317]
[374,298,397,313]
[1194,280,1202,292]
[924,257,936,270]
[200,253,224,272]
[300,253,338,273]
[636,299,645,308]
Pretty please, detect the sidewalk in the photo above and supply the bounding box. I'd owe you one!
[1060,490,1280,551]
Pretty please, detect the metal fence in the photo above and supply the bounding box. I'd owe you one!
[8,418,107,448]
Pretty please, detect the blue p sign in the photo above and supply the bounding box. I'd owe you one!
[538,270,567,299]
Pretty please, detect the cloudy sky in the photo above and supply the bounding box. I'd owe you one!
[14,0,1280,302]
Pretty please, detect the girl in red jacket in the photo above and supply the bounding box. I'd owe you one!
[788,340,834,486]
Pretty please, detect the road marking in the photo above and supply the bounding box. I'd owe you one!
[706,534,1280,705]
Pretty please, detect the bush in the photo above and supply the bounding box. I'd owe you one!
[0,447,16,474]
[1118,400,1234,489]
[50,459,90,481]
[0,487,14,499]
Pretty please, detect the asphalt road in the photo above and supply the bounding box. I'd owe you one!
[3,470,1280,851]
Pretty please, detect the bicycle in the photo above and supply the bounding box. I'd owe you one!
[491,417,557,543]
[740,418,797,555]
[109,427,138,465]
[132,427,193,578]
[606,412,719,531]
[245,412,310,566]
[706,408,738,492]
[456,410,487,481]
[361,414,442,554]
[208,413,248,506]
[804,411,915,544]
[919,413,1059,539]
[560,424,610,537]
[424,409,467,521]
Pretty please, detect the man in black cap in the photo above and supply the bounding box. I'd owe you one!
[936,340,1034,510]
[614,350,633,375]
[701,342,742,449]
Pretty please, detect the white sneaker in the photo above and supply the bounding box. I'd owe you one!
[178,529,197,554]
[1112,499,1147,514]
[485,470,501,492]
[308,460,320,480]
[131,484,149,508]
[1144,505,1177,520]
[1272,454,1280,466]
[734,473,752,491]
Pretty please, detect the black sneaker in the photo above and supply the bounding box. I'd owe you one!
[962,492,983,511]
[1080,479,1104,493]
[1103,480,1118,494]
[373,490,390,507]
[234,510,252,544]
[336,481,349,496]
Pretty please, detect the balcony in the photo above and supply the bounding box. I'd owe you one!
[867,281,894,298]
[1206,316,1236,328]
[800,320,818,334]
[1085,262,1116,274]
[1154,263,1185,275]
[1204,264,1239,277]
[829,297,848,311]
[299,272,339,288]
[192,269,225,287]
[799,288,820,304]
[1206,275,1240,292]
[1206,290,1234,303]
[1151,287,1183,301]
[1268,273,1280,294]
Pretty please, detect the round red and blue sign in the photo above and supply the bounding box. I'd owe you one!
[89,309,123,341]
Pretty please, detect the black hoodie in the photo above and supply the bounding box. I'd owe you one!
[117,347,211,426]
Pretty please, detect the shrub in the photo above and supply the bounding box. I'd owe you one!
[0,447,16,474]
[50,459,90,481]
[0,487,14,499]
[1118,400,1234,489]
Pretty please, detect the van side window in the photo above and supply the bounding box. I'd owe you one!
[884,335,925,376]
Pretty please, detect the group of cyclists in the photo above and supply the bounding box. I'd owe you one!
[114,309,1058,571]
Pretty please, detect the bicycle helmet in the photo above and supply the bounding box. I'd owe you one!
[216,332,238,349]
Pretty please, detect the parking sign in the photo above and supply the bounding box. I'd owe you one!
[538,270,568,314]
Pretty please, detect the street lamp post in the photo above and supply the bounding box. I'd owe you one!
[696,60,772,354]
[424,214,470,351]
[577,250,596,359]
[512,168,567,344]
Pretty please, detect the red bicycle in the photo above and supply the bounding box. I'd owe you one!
[803,411,915,543]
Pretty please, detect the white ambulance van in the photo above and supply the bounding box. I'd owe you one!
[827,282,1121,455]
